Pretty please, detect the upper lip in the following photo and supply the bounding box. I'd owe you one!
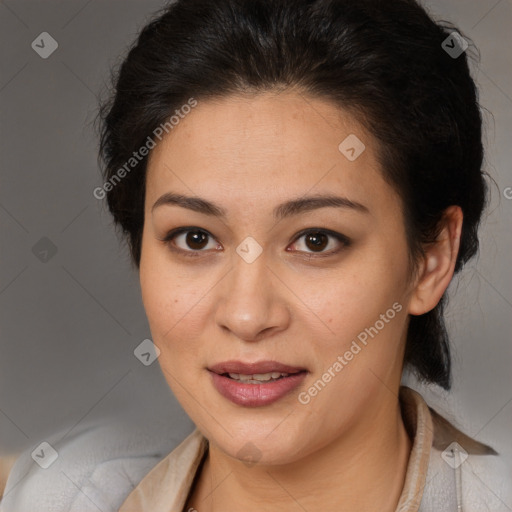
[208,360,307,375]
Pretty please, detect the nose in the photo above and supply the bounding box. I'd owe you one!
[214,250,291,342]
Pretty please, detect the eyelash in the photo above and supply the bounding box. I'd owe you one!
[160,227,351,259]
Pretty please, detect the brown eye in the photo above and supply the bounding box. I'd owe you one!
[290,229,350,255]
[184,230,209,250]
[304,232,329,252]
[162,227,219,257]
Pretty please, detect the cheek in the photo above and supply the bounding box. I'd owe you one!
[140,244,184,344]
[139,243,215,364]
[315,253,408,335]
[304,248,410,391]
[141,272,196,345]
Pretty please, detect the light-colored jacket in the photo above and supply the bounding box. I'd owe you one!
[119,387,512,511]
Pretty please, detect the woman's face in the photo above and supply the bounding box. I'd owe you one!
[140,91,418,464]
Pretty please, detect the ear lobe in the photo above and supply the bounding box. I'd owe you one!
[408,206,463,316]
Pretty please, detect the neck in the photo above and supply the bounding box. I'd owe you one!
[188,392,412,512]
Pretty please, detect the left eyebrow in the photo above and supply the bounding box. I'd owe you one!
[274,194,369,219]
[151,192,369,220]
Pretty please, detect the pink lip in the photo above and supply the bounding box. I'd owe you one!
[208,360,308,407]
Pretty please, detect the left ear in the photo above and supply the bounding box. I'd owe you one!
[408,205,463,316]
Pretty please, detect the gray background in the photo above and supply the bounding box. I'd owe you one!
[1,0,511,479]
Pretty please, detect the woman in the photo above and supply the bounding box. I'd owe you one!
[97,0,512,510]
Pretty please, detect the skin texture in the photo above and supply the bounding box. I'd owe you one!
[139,90,463,512]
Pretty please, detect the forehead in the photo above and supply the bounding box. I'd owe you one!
[145,91,394,214]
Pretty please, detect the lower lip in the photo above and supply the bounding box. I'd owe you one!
[209,371,307,407]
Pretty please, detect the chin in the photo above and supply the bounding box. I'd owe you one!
[204,418,310,466]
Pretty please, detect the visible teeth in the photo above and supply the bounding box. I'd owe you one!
[227,372,289,382]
